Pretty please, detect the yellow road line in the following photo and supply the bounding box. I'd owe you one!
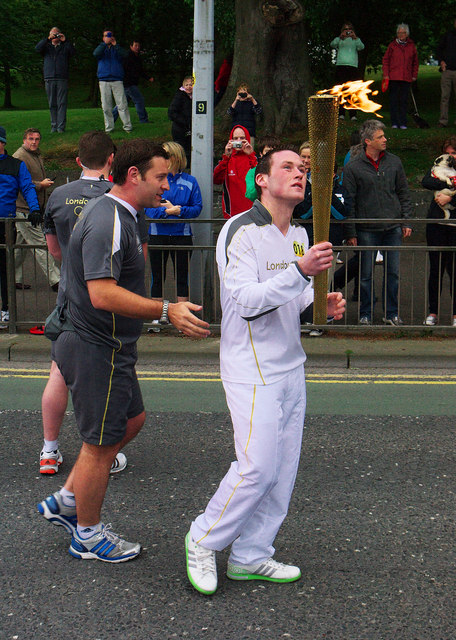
[1,366,456,380]
[1,370,456,385]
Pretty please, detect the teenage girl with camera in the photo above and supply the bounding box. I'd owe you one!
[228,83,262,147]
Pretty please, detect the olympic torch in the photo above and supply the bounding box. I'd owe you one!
[308,95,339,325]
[308,80,382,325]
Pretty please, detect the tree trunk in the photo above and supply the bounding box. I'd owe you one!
[217,0,312,136]
[3,62,13,108]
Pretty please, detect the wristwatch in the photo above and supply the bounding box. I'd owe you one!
[159,299,170,325]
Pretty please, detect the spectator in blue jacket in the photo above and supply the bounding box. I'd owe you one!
[35,27,75,133]
[0,126,40,326]
[93,29,132,133]
[145,142,202,330]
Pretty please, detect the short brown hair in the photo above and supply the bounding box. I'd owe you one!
[257,135,281,156]
[111,139,169,185]
[78,131,115,170]
[23,128,41,139]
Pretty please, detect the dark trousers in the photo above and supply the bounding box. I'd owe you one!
[171,124,191,169]
[389,80,410,128]
[426,223,456,315]
[45,78,68,132]
[149,235,193,298]
[335,65,360,118]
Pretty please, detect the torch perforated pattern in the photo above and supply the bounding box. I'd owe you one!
[308,95,339,324]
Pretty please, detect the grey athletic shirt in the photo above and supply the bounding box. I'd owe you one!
[65,193,146,350]
[43,178,112,305]
[44,177,149,306]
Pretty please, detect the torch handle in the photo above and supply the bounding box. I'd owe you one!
[313,272,328,325]
[307,94,339,327]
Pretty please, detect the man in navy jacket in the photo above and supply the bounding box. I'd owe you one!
[35,27,75,133]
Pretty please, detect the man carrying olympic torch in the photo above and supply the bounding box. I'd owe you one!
[185,147,345,595]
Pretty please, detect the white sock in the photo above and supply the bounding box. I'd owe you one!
[59,487,76,507]
[77,523,102,539]
[43,439,59,453]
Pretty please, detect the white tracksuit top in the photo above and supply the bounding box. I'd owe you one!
[216,200,314,385]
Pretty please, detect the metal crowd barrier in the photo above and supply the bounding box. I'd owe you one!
[1,217,455,334]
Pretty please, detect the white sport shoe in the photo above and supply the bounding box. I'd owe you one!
[69,523,141,562]
[424,314,437,326]
[40,449,63,474]
[227,557,301,583]
[185,531,217,595]
[110,452,127,474]
[1,310,9,322]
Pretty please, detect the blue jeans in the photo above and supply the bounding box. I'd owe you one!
[113,85,148,123]
[357,226,402,319]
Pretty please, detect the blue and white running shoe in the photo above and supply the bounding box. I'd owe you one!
[37,492,77,535]
[69,524,141,563]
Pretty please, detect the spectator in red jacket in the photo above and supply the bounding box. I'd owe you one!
[382,23,418,130]
[213,125,257,219]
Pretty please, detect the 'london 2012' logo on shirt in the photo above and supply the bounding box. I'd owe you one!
[267,260,289,271]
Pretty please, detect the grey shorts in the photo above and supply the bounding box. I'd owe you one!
[55,331,144,445]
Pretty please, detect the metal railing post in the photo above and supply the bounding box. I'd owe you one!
[5,219,17,334]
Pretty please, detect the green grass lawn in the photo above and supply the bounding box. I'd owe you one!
[0,65,454,181]
[0,107,172,169]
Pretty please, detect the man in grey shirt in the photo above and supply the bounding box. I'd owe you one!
[38,139,210,563]
[40,131,128,475]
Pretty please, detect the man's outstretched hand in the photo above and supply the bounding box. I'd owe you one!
[168,302,211,339]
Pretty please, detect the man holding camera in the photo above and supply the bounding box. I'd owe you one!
[35,28,76,133]
[213,125,257,219]
[93,30,132,133]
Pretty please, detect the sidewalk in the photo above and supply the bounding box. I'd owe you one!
[0,331,455,369]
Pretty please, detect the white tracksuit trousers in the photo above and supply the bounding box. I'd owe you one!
[191,365,306,566]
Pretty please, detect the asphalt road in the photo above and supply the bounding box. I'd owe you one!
[1,368,456,640]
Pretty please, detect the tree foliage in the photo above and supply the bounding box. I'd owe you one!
[1,0,455,119]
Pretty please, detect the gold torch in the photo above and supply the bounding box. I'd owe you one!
[308,94,339,325]
[308,80,382,324]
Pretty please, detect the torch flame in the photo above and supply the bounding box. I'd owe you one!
[317,80,382,117]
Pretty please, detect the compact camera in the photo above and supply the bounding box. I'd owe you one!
[232,140,243,149]
[238,92,248,98]
[106,31,113,38]
[345,30,353,35]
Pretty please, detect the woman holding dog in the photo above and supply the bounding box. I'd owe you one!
[382,24,418,130]
[421,136,456,326]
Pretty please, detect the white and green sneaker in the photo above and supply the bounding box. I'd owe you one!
[227,558,301,583]
[185,531,217,595]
